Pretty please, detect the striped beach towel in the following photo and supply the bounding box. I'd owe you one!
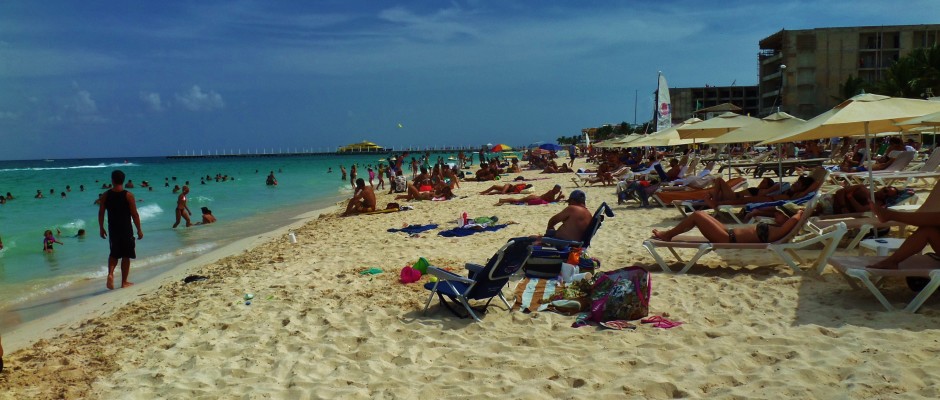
[512,277,561,313]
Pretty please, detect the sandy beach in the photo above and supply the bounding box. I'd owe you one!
[2,168,940,399]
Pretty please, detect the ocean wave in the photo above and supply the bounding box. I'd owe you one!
[0,162,139,172]
[137,203,164,221]
[191,195,214,203]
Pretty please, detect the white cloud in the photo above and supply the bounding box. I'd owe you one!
[175,85,224,111]
[139,91,163,112]
[71,89,98,114]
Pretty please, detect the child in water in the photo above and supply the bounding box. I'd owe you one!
[43,230,63,253]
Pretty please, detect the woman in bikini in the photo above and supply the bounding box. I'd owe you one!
[173,185,193,228]
[652,205,803,244]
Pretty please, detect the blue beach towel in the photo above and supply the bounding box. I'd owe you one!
[387,224,439,234]
[437,224,508,237]
[743,191,816,213]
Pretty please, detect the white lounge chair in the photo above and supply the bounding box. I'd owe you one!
[826,255,940,312]
[642,195,847,275]
[829,151,917,185]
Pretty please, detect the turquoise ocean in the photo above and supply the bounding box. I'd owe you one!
[0,153,448,330]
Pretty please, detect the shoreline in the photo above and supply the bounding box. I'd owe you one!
[2,202,339,354]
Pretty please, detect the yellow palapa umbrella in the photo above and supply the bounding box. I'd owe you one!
[677,112,761,140]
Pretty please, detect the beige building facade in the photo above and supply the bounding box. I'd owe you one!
[759,24,940,119]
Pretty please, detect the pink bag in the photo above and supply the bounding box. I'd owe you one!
[588,266,651,322]
[400,266,422,284]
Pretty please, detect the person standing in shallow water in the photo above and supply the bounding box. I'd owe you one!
[98,170,143,290]
[173,185,193,228]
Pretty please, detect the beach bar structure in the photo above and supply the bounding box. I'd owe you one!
[337,141,389,153]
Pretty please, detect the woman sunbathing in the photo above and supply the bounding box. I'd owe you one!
[396,183,454,201]
[867,199,940,270]
[652,205,803,243]
[704,175,816,208]
[480,183,532,195]
[495,185,564,206]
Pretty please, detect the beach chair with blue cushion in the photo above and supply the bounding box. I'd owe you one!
[523,203,615,278]
[423,237,535,322]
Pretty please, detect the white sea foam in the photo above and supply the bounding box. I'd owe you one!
[136,203,164,221]
[0,162,139,172]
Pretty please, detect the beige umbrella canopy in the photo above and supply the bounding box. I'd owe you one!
[677,112,761,140]
[760,93,940,217]
[626,118,703,148]
[706,111,806,144]
[593,136,630,148]
[606,134,650,148]
[896,110,940,130]
[761,93,940,145]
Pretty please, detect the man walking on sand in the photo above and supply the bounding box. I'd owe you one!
[98,170,143,290]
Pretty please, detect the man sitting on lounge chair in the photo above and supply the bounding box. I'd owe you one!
[867,199,940,270]
[542,190,592,241]
[652,203,803,244]
[495,184,565,206]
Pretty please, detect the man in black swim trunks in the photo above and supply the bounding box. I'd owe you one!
[98,170,144,290]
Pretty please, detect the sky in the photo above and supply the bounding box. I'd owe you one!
[0,1,938,160]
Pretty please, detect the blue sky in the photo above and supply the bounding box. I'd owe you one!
[0,1,937,159]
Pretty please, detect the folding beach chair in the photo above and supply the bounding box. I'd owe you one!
[523,203,615,278]
[423,237,535,321]
[826,255,940,312]
[643,195,847,275]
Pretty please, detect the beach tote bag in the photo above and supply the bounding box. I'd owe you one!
[393,176,407,193]
[588,266,650,322]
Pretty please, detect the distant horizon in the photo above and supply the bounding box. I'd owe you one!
[1,1,937,160]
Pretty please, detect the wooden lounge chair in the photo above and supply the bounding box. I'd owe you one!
[826,255,940,312]
[642,195,848,275]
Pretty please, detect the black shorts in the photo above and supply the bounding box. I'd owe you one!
[109,234,136,259]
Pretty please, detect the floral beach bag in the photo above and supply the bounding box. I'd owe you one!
[588,266,651,322]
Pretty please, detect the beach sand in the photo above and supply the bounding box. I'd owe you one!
[2,168,940,399]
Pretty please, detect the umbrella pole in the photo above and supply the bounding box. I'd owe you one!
[865,122,877,239]
[778,145,783,185]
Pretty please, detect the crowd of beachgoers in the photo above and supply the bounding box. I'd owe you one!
[4,138,940,398]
